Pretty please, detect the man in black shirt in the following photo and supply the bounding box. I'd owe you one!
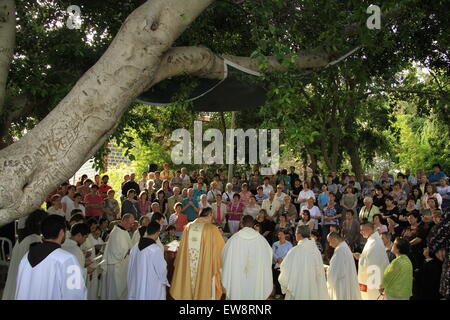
[121,173,140,200]
[288,166,300,189]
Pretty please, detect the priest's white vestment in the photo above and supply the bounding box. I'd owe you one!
[127,239,169,300]
[221,227,273,300]
[278,238,329,300]
[15,242,87,300]
[2,234,42,300]
[62,238,86,278]
[131,228,164,250]
[358,231,389,300]
[327,241,362,300]
[100,225,132,300]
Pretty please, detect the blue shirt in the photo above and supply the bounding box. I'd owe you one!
[318,193,329,207]
[255,194,268,202]
[428,171,447,184]
[272,241,293,264]
[193,188,206,202]
[182,197,199,222]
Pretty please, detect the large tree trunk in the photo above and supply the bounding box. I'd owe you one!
[0,0,332,227]
[0,0,15,116]
[0,0,16,150]
[346,138,364,182]
[0,0,215,226]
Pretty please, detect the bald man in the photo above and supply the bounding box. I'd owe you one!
[353,222,389,300]
[101,213,135,300]
[326,232,361,300]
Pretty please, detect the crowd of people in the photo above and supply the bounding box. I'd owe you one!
[2,162,449,300]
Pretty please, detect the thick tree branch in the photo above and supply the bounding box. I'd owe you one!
[151,46,330,86]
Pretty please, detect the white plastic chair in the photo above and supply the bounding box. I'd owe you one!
[0,237,12,284]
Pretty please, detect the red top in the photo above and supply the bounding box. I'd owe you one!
[175,213,188,232]
[98,184,112,199]
[84,194,104,217]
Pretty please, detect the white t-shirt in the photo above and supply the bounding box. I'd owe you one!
[199,202,212,209]
[222,191,235,203]
[47,206,70,222]
[301,205,321,230]
[274,192,287,204]
[61,196,75,216]
[262,184,274,197]
[207,189,221,202]
[297,190,315,209]
[243,204,261,219]
[169,213,178,226]
[72,203,86,216]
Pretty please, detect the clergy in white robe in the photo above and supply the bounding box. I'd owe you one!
[15,215,87,300]
[131,216,164,250]
[131,216,150,246]
[82,226,105,300]
[128,221,169,300]
[278,225,329,300]
[355,222,389,300]
[101,214,135,300]
[66,214,86,241]
[326,232,362,300]
[62,223,91,284]
[2,209,48,300]
[222,215,273,300]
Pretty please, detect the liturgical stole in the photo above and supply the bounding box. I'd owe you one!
[188,222,205,295]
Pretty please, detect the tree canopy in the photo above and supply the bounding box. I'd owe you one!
[0,0,448,225]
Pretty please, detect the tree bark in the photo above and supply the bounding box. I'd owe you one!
[0,0,334,227]
[0,0,215,226]
[0,0,16,116]
[346,137,364,182]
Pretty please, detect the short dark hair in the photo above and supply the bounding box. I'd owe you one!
[199,207,213,217]
[166,225,176,232]
[70,209,83,216]
[150,212,165,223]
[146,221,161,236]
[242,215,255,227]
[23,209,48,239]
[70,223,89,237]
[372,213,383,223]
[86,218,98,228]
[408,210,422,223]
[41,215,66,239]
[127,189,136,196]
[394,237,410,255]
[69,213,85,224]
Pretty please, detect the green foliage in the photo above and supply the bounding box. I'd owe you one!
[3,0,449,177]
[392,111,450,173]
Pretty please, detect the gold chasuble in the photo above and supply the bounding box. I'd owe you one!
[170,217,225,300]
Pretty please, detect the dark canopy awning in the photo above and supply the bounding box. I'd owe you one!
[136,59,267,112]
